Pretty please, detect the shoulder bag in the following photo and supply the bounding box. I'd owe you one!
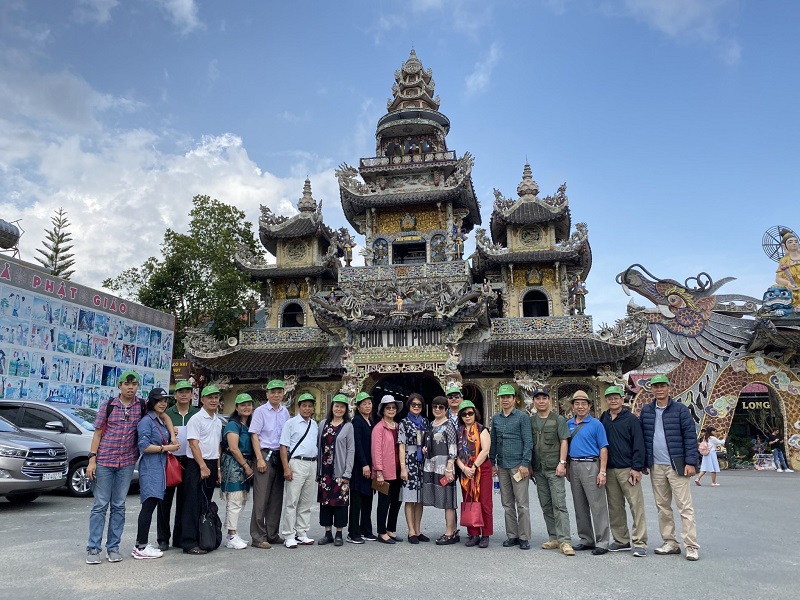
[151,416,183,487]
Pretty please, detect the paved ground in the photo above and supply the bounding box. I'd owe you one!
[0,469,796,600]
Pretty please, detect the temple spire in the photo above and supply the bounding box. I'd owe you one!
[517,163,540,197]
[387,48,440,112]
[297,178,317,212]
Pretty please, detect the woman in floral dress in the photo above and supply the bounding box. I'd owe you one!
[422,395,458,545]
[316,394,354,546]
[399,393,430,544]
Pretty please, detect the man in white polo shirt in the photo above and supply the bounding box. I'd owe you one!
[279,393,319,548]
[181,385,223,555]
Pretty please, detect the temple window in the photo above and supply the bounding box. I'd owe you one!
[373,238,389,265]
[281,302,305,327]
[430,234,446,262]
[393,241,426,264]
[522,290,549,317]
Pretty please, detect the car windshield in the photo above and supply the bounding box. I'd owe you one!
[0,415,20,433]
[46,404,97,431]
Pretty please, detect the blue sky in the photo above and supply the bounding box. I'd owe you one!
[1,0,797,327]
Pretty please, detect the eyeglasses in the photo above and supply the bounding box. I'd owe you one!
[447,394,461,399]
[461,411,475,417]
[409,403,422,408]
[384,405,397,411]
[432,405,446,410]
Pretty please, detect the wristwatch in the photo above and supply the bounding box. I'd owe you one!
[88,452,97,458]
[559,460,567,465]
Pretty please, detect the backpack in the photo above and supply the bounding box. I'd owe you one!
[698,440,710,456]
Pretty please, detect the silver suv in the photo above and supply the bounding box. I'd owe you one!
[0,399,139,497]
[0,415,68,504]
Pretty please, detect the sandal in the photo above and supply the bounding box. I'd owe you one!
[694,479,701,486]
[435,533,458,546]
[183,546,207,555]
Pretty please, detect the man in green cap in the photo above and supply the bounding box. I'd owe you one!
[279,392,319,548]
[249,379,290,548]
[446,384,462,428]
[85,370,146,564]
[489,383,533,550]
[529,386,574,556]
[181,385,223,555]
[600,385,648,557]
[161,380,199,549]
[640,374,700,561]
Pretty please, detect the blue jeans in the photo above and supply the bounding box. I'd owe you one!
[773,449,789,470]
[87,464,135,551]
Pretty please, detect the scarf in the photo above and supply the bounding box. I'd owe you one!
[459,423,482,500]
[406,413,426,462]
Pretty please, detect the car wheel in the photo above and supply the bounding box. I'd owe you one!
[68,461,93,497]
[6,493,40,504]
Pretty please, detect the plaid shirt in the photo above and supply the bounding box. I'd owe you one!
[490,408,533,469]
[94,396,143,468]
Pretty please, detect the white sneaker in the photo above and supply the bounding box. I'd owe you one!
[786,469,794,473]
[226,535,248,550]
[777,468,784,473]
[284,537,298,549]
[296,535,315,545]
[131,544,164,560]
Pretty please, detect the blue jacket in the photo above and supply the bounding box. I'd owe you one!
[639,398,698,470]
[137,412,169,502]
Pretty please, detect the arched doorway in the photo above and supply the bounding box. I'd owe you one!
[367,372,444,420]
[522,290,549,317]
[281,302,304,327]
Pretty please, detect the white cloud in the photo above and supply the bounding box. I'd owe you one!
[623,0,733,41]
[465,43,502,96]
[154,0,203,34]
[207,58,220,84]
[75,0,120,24]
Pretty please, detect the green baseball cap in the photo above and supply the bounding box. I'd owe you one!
[174,380,193,391]
[650,374,670,385]
[331,394,350,405]
[266,379,285,390]
[446,384,462,396]
[497,383,516,397]
[118,369,140,384]
[355,391,372,404]
[604,385,625,397]
[235,393,254,404]
[297,392,316,404]
[201,385,221,397]
[458,400,476,412]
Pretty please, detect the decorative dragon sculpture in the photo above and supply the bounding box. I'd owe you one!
[617,264,800,468]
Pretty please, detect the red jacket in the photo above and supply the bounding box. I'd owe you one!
[371,420,399,480]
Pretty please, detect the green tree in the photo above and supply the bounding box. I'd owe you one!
[36,207,76,279]
[102,195,263,356]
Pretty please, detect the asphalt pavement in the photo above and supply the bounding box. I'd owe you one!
[0,469,796,600]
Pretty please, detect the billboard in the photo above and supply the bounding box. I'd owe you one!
[0,257,175,408]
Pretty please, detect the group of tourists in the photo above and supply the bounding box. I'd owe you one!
[84,371,703,564]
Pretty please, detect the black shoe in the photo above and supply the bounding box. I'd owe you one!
[377,535,396,544]
[408,535,420,544]
[158,542,169,552]
[267,536,285,544]
[592,547,609,555]
[334,534,343,547]
[389,535,403,543]
[346,535,365,544]
[573,543,596,551]
[417,533,431,542]
[465,535,479,547]
[519,540,531,550]
[502,538,520,547]
[317,534,334,546]
[362,533,378,542]
[608,542,631,552]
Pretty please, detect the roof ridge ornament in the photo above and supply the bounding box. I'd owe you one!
[297,178,317,213]
[517,163,539,197]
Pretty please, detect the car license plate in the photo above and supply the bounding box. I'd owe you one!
[42,472,64,481]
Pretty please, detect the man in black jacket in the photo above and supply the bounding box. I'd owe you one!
[639,375,699,561]
[600,386,647,557]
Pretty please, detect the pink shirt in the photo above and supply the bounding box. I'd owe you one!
[371,420,399,480]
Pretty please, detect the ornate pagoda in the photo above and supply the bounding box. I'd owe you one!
[185,50,649,419]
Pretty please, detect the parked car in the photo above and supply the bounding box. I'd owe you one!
[0,399,138,497]
[0,415,68,504]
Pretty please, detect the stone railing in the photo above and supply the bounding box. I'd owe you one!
[360,151,456,168]
[339,261,470,283]
[491,316,594,339]
[239,327,334,348]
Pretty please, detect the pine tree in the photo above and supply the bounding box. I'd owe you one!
[35,207,76,279]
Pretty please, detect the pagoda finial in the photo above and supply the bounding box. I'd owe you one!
[297,178,317,213]
[387,49,440,113]
[517,162,540,197]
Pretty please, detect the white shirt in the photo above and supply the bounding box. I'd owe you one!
[186,409,222,460]
[279,415,318,459]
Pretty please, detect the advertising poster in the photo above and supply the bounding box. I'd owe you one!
[0,257,175,408]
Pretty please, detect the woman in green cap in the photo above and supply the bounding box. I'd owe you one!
[456,400,493,548]
[220,393,256,550]
[422,395,459,545]
[348,391,376,543]
[316,394,355,546]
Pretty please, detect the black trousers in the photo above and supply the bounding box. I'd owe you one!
[376,479,402,535]
[320,505,348,528]
[136,496,160,546]
[158,455,191,546]
[180,460,217,551]
[348,490,374,538]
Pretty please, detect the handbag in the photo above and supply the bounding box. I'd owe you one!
[198,485,223,551]
[151,416,182,486]
[459,479,484,528]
